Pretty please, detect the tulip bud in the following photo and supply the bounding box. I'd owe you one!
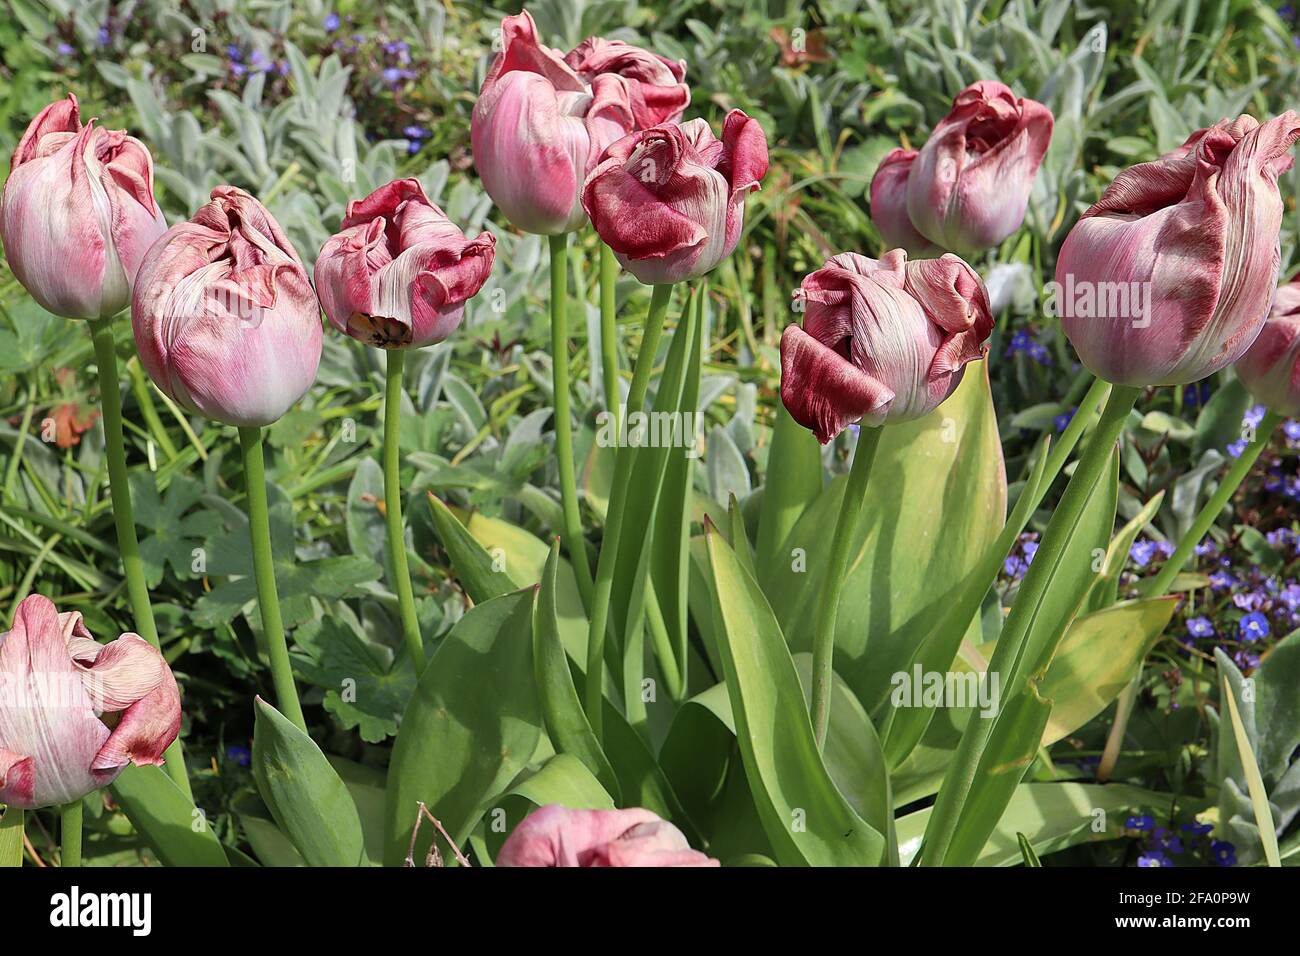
[497,804,718,867]
[582,111,769,285]
[0,594,181,810]
[0,93,167,319]
[870,148,941,257]
[131,186,322,427]
[314,179,496,349]
[471,11,636,235]
[1234,275,1300,415]
[563,36,690,129]
[780,250,993,443]
[905,81,1053,256]
[1056,113,1300,387]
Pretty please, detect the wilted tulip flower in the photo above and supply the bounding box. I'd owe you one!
[471,11,637,235]
[314,179,496,349]
[0,594,181,810]
[1056,113,1300,387]
[497,804,718,867]
[870,148,940,257]
[1234,275,1300,415]
[780,250,993,443]
[582,111,769,285]
[0,93,167,319]
[132,185,322,427]
[905,81,1053,256]
[564,35,689,129]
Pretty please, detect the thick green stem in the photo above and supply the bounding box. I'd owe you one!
[584,283,675,738]
[921,384,1141,866]
[237,426,306,731]
[61,801,82,867]
[599,243,620,422]
[383,350,425,671]
[88,318,192,797]
[1097,410,1282,782]
[550,234,595,610]
[810,426,883,748]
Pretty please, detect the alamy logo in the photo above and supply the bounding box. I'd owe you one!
[594,406,703,457]
[889,666,1001,718]
[49,886,152,936]
[1043,275,1153,325]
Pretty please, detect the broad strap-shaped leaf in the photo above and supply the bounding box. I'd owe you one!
[253,697,367,866]
[922,446,1119,866]
[481,754,616,862]
[383,588,542,866]
[705,523,885,866]
[111,764,231,867]
[755,405,823,582]
[534,540,620,800]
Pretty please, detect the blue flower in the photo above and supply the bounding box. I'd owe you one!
[1234,649,1261,670]
[1209,570,1238,591]
[1130,539,1158,568]
[1284,420,1300,442]
[226,745,251,767]
[1227,438,1248,459]
[1281,584,1300,611]
[1186,616,1214,639]
[1239,611,1270,641]
[1137,850,1171,867]
[97,25,110,46]
[1181,821,1213,836]
[55,41,75,57]
[407,139,422,154]
[227,44,242,61]
[1054,408,1076,432]
[324,12,340,31]
[1244,404,1267,429]
[1154,827,1184,854]
[1194,537,1218,557]
[1004,555,1027,578]
[1022,541,1038,565]
[402,125,431,139]
[1211,840,1236,866]
[1125,814,1154,831]
[1183,382,1211,407]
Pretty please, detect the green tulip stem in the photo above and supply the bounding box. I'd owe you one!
[599,243,620,423]
[584,282,675,738]
[383,349,426,672]
[88,317,192,797]
[1097,408,1283,782]
[810,425,883,749]
[237,425,307,732]
[549,234,596,610]
[920,384,1140,866]
[60,801,82,867]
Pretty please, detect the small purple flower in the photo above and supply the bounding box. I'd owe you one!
[226,744,252,767]
[1194,537,1218,557]
[407,139,422,154]
[1209,570,1238,591]
[1181,821,1213,836]
[1227,438,1248,459]
[1280,584,1300,611]
[1244,404,1267,430]
[1284,420,1300,442]
[1183,382,1211,407]
[227,44,242,61]
[97,25,111,46]
[1186,616,1215,639]
[1232,590,1266,612]
[1239,611,1270,642]
[382,67,403,86]
[1234,649,1261,670]
[55,41,75,57]
[1137,850,1171,867]
[1211,840,1236,866]
[1004,555,1027,578]
[1125,814,1154,831]
[1154,827,1184,854]
[403,125,431,140]
[1022,541,1038,565]
[1130,539,1158,568]
[324,12,340,31]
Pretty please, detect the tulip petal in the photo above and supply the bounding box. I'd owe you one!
[11,93,80,169]
[780,324,895,443]
[0,748,35,807]
[91,665,181,771]
[496,805,717,867]
[68,632,165,714]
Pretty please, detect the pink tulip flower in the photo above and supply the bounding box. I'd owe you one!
[0,594,181,810]
[1234,274,1300,416]
[497,804,718,867]
[131,186,322,427]
[0,93,167,319]
[905,81,1053,256]
[471,11,637,235]
[581,111,769,285]
[1056,113,1300,387]
[563,35,689,129]
[780,250,993,443]
[870,148,941,257]
[314,179,496,349]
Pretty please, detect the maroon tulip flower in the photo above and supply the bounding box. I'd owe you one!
[905,81,1053,256]
[870,147,941,257]
[497,804,718,867]
[1056,113,1300,387]
[1235,273,1300,415]
[0,594,181,809]
[0,93,167,319]
[563,35,689,129]
[780,250,993,443]
[582,111,769,285]
[131,186,322,427]
[314,179,496,349]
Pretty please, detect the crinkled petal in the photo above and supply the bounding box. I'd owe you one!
[780,324,895,443]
